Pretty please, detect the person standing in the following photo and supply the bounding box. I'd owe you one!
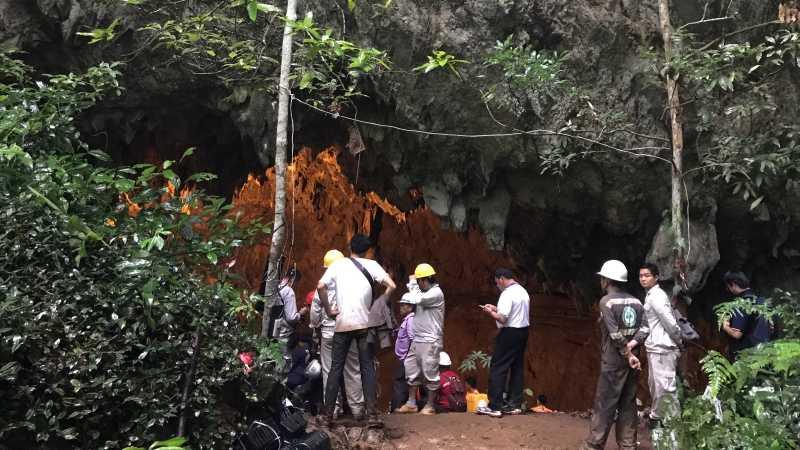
[390,293,416,412]
[395,264,445,416]
[309,249,365,418]
[580,260,649,450]
[265,268,307,370]
[631,263,683,427]
[721,271,771,360]
[317,235,396,426]
[476,268,530,418]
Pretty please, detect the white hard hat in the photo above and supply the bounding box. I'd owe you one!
[305,358,322,380]
[399,293,416,304]
[597,259,628,282]
[439,351,452,366]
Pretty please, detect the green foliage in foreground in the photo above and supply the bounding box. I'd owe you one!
[0,53,275,449]
[660,296,800,450]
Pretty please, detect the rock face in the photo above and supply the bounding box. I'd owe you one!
[4,0,800,304]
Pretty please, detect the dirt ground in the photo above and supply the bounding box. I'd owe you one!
[381,412,653,450]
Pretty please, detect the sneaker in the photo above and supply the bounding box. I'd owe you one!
[476,406,503,418]
[503,407,524,415]
[419,404,436,416]
[394,403,419,414]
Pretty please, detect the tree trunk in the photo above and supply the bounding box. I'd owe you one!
[262,0,298,336]
[659,0,688,296]
[177,332,201,436]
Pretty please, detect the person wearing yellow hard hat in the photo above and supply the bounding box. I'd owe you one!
[395,262,445,416]
[316,234,397,427]
[309,249,365,419]
[580,260,648,450]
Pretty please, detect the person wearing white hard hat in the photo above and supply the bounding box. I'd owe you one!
[580,260,649,450]
[390,293,417,412]
[435,351,468,413]
[396,264,445,416]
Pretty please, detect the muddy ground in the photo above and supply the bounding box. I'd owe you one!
[382,412,653,450]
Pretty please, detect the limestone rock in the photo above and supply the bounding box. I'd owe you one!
[478,185,511,250]
[646,218,720,293]
[422,182,451,219]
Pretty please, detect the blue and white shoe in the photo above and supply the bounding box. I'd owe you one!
[476,406,503,418]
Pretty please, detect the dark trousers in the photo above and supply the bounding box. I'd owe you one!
[323,329,376,417]
[488,326,529,411]
[390,362,409,411]
[583,365,638,450]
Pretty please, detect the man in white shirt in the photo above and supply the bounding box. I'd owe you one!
[630,262,683,428]
[477,268,530,418]
[309,249,364,418]
[317,235,396,426]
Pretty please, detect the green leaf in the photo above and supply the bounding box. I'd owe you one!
[162,169,178,182]
[88,150,111,161]
[180,147,195,162]
[255,3,280,13]
[348,0,357,11]
[750,196,765,210]
[149,436,187,449]
[246,0,258,22]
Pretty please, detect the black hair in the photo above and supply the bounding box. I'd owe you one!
[723,271,750,289]
[494,268,514,280]
[350,234,372,255]
[419,275,437,285]
[640,263,659,277]
[285,266,302,284]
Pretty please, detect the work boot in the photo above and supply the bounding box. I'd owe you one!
[419,404,436,416]
[394,403,418,414]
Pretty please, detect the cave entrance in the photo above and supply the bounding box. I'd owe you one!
[232,147,604,411]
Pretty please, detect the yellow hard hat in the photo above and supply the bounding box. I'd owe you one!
[323,249,345,268]
[414,263,436,279]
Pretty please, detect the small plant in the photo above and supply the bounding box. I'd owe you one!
[459,350,491,373]
[413,50,470,78]
[124,436,188,450]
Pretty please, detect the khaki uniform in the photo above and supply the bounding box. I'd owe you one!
[582,291,649,450]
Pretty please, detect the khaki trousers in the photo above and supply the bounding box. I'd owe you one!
[647,350,681,420]
[404,341,442,392]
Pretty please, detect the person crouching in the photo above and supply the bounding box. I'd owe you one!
[435,352,467,413]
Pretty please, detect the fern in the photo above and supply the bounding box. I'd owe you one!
[702,351,736,398]
[714,296,779,330]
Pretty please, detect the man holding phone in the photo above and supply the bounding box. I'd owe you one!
[477,268,530,418]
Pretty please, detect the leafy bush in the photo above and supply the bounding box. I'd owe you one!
[660,294,800,450]
[0,53,273,449]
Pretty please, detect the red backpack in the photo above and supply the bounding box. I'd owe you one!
[438,370,467,412]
